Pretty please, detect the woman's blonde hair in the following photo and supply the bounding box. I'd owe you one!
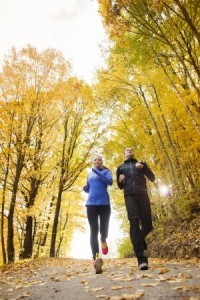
[93,154,110,171]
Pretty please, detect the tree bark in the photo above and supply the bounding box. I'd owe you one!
[173,0,200,44]
[7,152,24,263]
[22,216,33,259]
[56,209,69,257]
[50,186,63,257]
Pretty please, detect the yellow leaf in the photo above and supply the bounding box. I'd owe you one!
[141,282,159,287]
[90,287,104,292]
[15,285,23,289]
[122,290,145,299]
[159,268,169,274]
[6,288,13,292]
[111,285,124,290]
[19,291,31,298]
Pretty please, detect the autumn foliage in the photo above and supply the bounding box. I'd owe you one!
[96,0,200,256]
[0,0,200,265]
[0,46,104,263]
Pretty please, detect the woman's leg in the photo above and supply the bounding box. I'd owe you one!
[98,205,111,242]
[86,206,99,259]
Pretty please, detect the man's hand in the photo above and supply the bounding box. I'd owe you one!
[135,162,144,169]
[119,174,125,182]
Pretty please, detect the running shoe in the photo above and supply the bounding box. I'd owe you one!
[101,240,108,255]
[137,256,148,270]
[93,256,103,274]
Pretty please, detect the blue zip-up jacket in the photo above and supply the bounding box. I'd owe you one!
[83,167,113,206]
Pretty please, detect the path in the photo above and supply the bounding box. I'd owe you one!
[0,258,199,299]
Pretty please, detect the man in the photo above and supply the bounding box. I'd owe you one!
[116,147,155,270]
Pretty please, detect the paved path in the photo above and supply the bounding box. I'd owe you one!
[0,258,199,299]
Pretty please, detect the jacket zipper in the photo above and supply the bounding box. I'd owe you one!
[130,162,135,192]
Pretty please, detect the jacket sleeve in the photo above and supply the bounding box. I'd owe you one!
[143,163,155,182]
[116,166,124,189]
[83,179,90,193]
[92,168,113,186]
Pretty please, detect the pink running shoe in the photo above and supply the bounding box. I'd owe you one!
[101,240,108,255]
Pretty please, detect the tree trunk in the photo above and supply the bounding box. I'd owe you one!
[1,199,7,264]
[1,123,13,264]
[7,156,24,263]
[22,216,33,258]
[173,0,200,45]
[56,211,69,257]
[7,187,18,263]
[1,168,9,264]
[50,185,63,257]
[21,180,40,259]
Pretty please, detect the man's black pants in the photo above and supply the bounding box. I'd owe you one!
[124,193,153,258]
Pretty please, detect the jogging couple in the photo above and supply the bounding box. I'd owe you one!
[83,147,155,274]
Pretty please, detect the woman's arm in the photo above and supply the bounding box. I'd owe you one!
[83,180,90,193]
[92,168,113,186]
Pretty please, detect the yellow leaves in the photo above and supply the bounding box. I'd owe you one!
[171,285,191,291]
[18,291,31,298]
[141,282,159,287]
[98,0,112,19]
[111,285,124,290]
[96,295,110,299]
[6,288,14,292]
[15,285,24,289]
[90,287,104,292]
[109,290,145,300]
[1,257,200,300]
[158,267,170,274]
[81,279,88,285]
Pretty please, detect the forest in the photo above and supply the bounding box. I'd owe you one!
[0,0,199,264]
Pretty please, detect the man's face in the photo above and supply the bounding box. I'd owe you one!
[124,148,134,159]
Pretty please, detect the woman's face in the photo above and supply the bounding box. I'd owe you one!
[93,155,103,168]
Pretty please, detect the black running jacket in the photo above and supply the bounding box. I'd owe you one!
[116,158,155,195]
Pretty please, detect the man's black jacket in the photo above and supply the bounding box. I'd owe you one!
[116,158,155,195]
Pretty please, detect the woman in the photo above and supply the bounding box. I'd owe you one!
[83,155,113,274]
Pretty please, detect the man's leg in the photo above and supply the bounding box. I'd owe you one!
[136,193,153,270]
[125,194,145,258]
[138,193,153,240]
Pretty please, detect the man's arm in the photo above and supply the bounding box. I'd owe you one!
[143,163,155,182]
[116,166,124,189]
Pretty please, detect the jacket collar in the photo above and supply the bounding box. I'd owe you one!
[124,158,137,163]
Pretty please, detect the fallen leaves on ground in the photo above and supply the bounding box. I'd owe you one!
[0,257,199,300]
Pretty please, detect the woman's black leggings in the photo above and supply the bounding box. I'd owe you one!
[86,205,111,260]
